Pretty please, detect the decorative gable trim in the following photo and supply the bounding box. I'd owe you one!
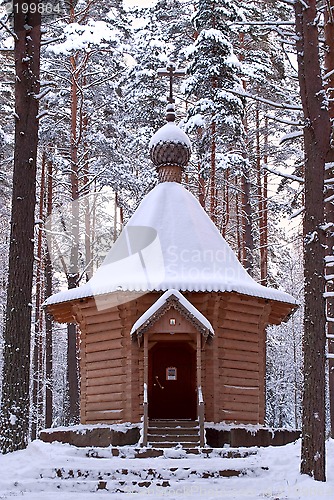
[131,291,214,341]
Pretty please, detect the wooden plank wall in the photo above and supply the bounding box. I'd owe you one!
[73,290,271,425]
[75,293,159,424]
[218,294,270,424]
[188,292,270,424]
[76,298,125,423]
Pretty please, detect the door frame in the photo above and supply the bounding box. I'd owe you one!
[143,333,202,421]
[148,340,196,419]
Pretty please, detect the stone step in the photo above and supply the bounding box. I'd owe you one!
[149,442,200,449]
[149,419,198,428]
[148,433,200,443]
[88,446,259,459]
[42,464,268,483]
[148,427,199,436]
[147,419,200,448]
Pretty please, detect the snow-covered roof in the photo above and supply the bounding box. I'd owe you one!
[130,289,214,337]
[45,182,297,308]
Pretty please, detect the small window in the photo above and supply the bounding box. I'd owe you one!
[166,367,177,381]
[169,318,176,325]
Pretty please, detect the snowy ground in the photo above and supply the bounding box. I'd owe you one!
[0,439,333,499]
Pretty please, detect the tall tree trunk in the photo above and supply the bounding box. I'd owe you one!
[241,170,254,274]
[222,167,230,238]
[31,152,46,440]
[256,107,268,285]
[294,0,331,481]
[210,119,216,223]
[324,0,334,440]
[66,50,80,424]
[0,2,41,453]
[45,158,53,428]
[262,116,268,285]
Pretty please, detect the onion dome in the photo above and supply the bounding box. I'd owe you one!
[149,104,191,183]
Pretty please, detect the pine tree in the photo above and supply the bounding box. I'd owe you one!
[294,0,330,482]
[0,1,41,453]
[183,0,250,275]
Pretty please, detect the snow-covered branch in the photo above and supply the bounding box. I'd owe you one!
[324,193,334,203]
[289,207,305,219]
[266,114,302,126]
[231,21,295,26]
[264,165,304,183]
[0,19,18,40]
[222,87,302,111]
[279,131,304,144]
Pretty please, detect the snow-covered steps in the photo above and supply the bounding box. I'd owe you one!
[87,446,258,459]
[35,462,269,493]
[0,440,269,497]
[147,419,200,449]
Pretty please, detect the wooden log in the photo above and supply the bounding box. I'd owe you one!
[223,309,262,325]
[223,401,259,413]
[221,319,260,335]
[228,293,265,308]
[221,410,259,422]
[221,376,259,387]
[85,310,121,325]
[86,382,124,395]
[221,359,259,372]
[222,393,259,405]
[86,409,123,422]
[86,400,123,412]
[222,385,259,397]
[220,339,259,353]
[147,333,193,342]
[222,367,259,381]
[86,349,124,363]
[218,329,259,344]
[87,374,126,387]
[85,338,123,353]
[224,302,265,316]
[219,348,260,364]
[86,366,125,380]
[86,358,124,371]
[85,322,123,336]
[86,392,123,404]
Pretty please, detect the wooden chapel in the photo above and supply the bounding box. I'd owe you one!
[45,100,297,446]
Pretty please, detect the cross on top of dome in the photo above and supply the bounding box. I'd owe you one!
[157,63,186,105]
[150,64,191,183]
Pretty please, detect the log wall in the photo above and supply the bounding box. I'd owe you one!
[74,293,160,424]
[70,290,274,425]
[187,292,270,424]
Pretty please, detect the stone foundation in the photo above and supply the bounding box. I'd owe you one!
[205,426,300,448]
[39,424,140,448]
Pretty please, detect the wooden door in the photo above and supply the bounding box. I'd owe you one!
[148,341,196,420]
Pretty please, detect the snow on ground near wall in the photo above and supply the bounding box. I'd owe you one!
[0,439,333,499]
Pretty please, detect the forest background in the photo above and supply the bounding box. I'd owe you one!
[0,0,333,482]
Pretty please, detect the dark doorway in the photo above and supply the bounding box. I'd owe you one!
[148,341,196,420]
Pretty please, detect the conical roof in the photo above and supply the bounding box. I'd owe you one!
[45,182,298,311]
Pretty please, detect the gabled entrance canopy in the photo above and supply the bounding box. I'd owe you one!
[130,289,214,341]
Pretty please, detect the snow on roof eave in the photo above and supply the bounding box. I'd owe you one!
[130,289,214,338]
[44,280,298,309]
